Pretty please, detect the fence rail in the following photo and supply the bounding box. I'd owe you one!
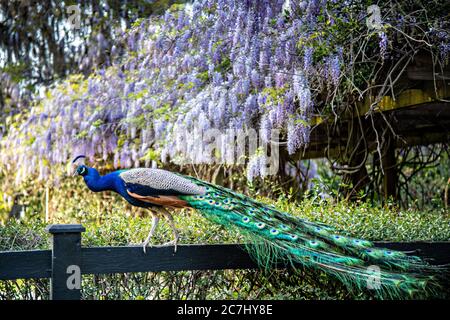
[1,224,449,300]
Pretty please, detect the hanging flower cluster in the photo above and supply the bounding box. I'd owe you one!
[1,0,448,184]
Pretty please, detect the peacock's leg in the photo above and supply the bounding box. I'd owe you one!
[142,210,160,253]
[160,207,179,253]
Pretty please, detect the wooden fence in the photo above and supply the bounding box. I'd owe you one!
[0,224,449,300]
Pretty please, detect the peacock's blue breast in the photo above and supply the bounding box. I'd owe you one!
[112,174,156,208]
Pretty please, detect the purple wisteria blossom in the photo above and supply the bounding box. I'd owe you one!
[379,32,388,61]
[4,0,424,184]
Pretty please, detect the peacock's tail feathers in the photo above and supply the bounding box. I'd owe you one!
[179,176,442,299]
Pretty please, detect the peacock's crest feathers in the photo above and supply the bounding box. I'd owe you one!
[178,175,443,299]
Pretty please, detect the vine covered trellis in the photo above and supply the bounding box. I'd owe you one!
[0,0,449,204]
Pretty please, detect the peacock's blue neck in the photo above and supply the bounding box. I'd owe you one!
[83,168,118,192]
[80,168,149,208]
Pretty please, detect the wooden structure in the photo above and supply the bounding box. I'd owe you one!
[298,53,450,199]
[0,224,449,300]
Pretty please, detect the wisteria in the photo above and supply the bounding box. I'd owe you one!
[0,0,448,184]
[379,32,388,61]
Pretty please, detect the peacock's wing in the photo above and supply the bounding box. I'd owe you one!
[119,168,206,207]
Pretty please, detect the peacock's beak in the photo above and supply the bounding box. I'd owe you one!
[71,154,86,176]
[70,165,78,176]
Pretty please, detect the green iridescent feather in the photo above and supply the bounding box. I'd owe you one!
[178,175,442,299]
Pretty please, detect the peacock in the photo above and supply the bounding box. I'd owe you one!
[72,155,441,299]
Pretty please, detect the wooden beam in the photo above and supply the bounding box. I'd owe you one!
[81,244,259,275]
[300,101,450,160]
[407,66,450,80]
[1,242,449,281]
[357,81,450,115]
[382,133,397,200]
[0,250,51,280]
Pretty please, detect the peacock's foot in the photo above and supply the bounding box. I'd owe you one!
[126,242,153,253]
[135,235,179,253]
[158,237,179,253]
[142,240,154,254]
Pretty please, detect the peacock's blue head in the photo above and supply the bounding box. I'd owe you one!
[76,165,89,176]
[71,155,104,192]
[72,155,89,177]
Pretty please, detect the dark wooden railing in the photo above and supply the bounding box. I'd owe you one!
[0,224,449,300]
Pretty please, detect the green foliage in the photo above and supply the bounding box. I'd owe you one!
[1,63,28,84]
[196,71,210,83]
[397,148,450,210]
[214,57,231,73]
[269,199,450,242]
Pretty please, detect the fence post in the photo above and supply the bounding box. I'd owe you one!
[46,224,85,300]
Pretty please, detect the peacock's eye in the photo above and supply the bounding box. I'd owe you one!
[77,166,87,176]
